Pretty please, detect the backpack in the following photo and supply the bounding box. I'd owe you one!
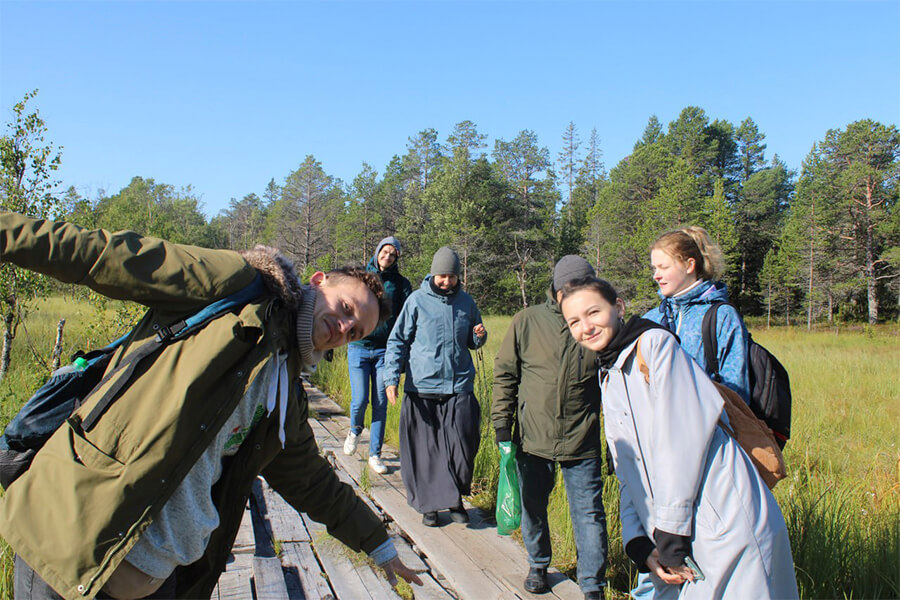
[635,336,786,489]
[701,302,792,449]
[0,275,266,490]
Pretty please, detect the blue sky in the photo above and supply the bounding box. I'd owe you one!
[1,0,898,217]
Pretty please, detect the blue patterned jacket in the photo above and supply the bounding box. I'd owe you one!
[643,281,751,403]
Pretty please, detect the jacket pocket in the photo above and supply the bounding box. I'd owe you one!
[68,422,125,472]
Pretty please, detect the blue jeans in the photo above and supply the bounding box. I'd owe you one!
[347,345,388,457]
[517,452,608,593]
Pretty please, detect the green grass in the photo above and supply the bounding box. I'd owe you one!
[0,299,897,598]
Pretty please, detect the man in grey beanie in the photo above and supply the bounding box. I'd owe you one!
[492,256,608,599]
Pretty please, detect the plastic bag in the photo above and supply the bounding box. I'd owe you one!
[495,441,521,535]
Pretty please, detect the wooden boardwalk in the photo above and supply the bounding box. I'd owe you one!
[213,380,582,600]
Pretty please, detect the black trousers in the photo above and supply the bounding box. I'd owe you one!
[398,391,481,513]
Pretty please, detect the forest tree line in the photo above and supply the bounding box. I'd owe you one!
[3,92,899,332]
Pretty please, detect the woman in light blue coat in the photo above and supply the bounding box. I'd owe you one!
[384,247,487,527]
[560,277,797,599]
[643,226,750,403]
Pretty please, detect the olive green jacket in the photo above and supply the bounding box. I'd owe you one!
[0,213,387,599]
[491,291,602,461]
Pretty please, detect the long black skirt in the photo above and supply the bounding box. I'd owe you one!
[398,391,481,513]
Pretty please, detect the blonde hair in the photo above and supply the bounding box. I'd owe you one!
[651,226,725,281]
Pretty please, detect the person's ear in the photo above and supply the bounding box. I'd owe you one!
[309,271,326,287]
[616,298,626,319]
[685,258,697,275]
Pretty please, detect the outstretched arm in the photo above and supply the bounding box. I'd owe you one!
[1,212,254,309]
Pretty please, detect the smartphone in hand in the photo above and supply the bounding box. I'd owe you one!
[683,556,705,582]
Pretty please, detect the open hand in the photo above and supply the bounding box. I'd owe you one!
[386,385,399,406]
[382,556,423,588]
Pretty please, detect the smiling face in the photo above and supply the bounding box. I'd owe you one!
[561,288,626,352]
[309,272,380,351]
[376,244,398,271]
[650,248,697,297]
[433,273,459,291]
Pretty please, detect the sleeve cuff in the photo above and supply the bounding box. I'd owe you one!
[368,538,398,566]
[625,536,655,573]
[495,427,512,443]
[653,528,691,568]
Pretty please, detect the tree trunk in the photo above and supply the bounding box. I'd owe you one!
[51,318,66,370]
[807,223,815,331]
[865,181,878,324]
[0,310,15,384]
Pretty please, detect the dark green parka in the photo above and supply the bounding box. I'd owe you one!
[0,213,387,599]
[491,291,601,461]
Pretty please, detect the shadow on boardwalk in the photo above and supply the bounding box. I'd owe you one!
[213,380,581,600]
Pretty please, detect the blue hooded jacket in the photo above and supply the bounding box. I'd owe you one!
[383,276,487,395]
[643,280,751,402]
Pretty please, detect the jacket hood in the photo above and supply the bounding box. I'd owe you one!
[421,274,461,301]
[239,246,305,309]
[367,252,400,276]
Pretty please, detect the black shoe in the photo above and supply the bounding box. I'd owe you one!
[422,511,439,527]
[449,505,469,524]
[584,591,604,600]
[524,567,549,594]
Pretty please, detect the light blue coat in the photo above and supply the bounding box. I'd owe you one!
[603,329,797,599]
[643,281,751,403]
[383,277,486,395]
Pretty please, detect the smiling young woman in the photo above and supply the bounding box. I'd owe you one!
[560,276,798,599]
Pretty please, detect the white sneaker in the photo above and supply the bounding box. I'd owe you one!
[343,431,359,455]
[368,455,388,474]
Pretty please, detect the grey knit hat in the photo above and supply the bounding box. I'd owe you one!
[430,246,461,276]
[553,255,596,292]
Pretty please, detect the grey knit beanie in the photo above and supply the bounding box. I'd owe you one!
[430,246,461,276]
[553,255,596,292]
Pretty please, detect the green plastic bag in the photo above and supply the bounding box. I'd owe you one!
[495,441,521,535]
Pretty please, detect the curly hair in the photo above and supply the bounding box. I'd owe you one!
[325,266,392,325]
[651,226,725,281]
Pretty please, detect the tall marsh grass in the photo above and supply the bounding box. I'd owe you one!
[0,298,896,598]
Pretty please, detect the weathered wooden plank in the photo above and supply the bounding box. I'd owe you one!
[301,514,377,600]
[305,382,581,599]
[216,551,254,600]
[232,500,255,554]
[257,476,312,543]
[279,541,335,600]
[363,483,513,600]
[252,556,290,599]
[304,382,345,415]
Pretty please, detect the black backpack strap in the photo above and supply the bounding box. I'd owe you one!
[77,275,266,431]
[701,302,723,379]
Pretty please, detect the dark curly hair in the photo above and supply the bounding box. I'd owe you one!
[326,266,392,325]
